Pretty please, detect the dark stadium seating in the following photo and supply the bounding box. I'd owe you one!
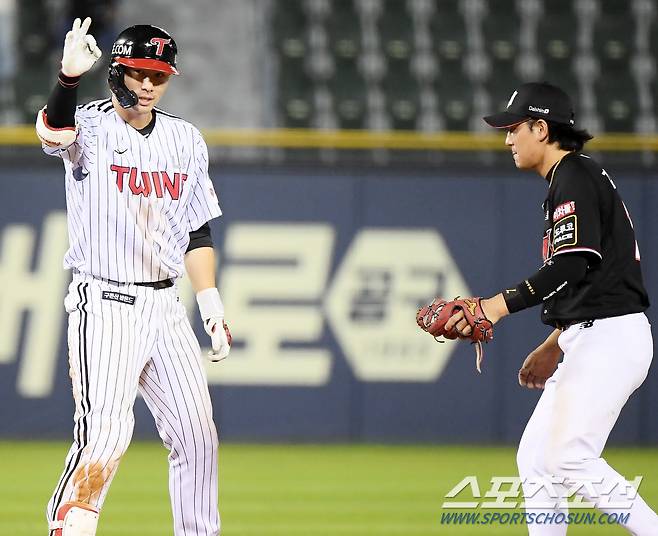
[536,9,578,93]
[14,0,55,122]
[268,0,651,133]
[435,72,474,131]
[381,58,421,130]
[430,0,466,80]
[595,77,640,133]
[328,58,368,129]
[593,5,635,76]
[273,2,315,127]
[278,65,315,128]
[326,0,362,63]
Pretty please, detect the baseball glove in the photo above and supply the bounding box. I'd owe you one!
[416,297,494,373]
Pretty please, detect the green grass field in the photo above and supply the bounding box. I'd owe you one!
[2,442,657,535]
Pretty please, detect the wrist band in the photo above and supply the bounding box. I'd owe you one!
[196,287,224,320]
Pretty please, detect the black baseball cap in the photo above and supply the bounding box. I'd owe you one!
[483,82,575,128]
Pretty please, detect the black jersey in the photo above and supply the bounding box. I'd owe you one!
[540,152,649,327]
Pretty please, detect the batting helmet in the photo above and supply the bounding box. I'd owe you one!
[108,25,179,108]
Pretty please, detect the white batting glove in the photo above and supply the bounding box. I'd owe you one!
[61,17,102,77]
[196,288,231,362]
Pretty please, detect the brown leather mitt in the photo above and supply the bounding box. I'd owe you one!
[416,297,494,372]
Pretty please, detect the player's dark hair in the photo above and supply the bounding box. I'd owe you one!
[528,119,593,151]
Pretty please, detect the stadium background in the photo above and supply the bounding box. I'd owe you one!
[1,1,658,534]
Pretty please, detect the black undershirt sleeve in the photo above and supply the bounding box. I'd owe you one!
[45,72,81,128]
[503,253,589,313]
[186,223,213,252]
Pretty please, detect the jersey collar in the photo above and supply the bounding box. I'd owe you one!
[136,110,157,137]
[546,152,573,188]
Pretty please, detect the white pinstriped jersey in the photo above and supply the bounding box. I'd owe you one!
[43,99,221,282]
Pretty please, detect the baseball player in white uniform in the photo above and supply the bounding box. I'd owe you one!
[36,18,230,535]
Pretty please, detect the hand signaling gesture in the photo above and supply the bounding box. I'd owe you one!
[61,17,102,77]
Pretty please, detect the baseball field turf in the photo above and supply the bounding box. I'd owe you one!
[2,442,657,535]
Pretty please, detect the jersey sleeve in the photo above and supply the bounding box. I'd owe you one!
[185,128,222,232]
[549,160,602,261]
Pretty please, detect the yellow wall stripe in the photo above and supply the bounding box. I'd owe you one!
[3,126,658,151]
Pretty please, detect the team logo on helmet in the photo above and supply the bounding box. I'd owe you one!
[150,37,171,56]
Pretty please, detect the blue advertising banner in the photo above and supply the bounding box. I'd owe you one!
[0,159,656,443]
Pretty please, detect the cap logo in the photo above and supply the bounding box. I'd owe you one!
[528,105,549,114]
[150,37,171,56]
[111,43,132,56]
[506,91,518,109]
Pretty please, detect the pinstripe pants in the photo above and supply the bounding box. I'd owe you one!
[47,273,220,535]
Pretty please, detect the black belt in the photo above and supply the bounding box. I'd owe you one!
[133,279,174,289]
[555,319,595,330]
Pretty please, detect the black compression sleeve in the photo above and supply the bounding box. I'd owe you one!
[503,254,589,313]
[45,72,81,128]
[186,223,213,252]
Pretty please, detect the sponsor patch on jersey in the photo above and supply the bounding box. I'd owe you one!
[552,201,576,222]
[102,291,136,305]
[552,214,577,252]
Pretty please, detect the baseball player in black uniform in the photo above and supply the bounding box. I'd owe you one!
[444,82,658,534]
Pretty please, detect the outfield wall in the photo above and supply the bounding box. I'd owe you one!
[1,160,657,444]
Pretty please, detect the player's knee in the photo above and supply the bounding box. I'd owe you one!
[543,450,584,478]
[88,413,134,457]
[517,434,540,477]
[199,420,219,461]
[517,442,561,481]
[516,445,531,476]
[201,419,219,453]
[518,446,587,481]
[171,415,218,456]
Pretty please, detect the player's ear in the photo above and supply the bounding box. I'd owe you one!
[531,119,549,143]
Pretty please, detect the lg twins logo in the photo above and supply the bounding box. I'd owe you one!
[110,165,187,200]
[150,37,171,56]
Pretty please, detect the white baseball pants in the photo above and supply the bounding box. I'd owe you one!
[47,273,220,535]
[517,313,658,535]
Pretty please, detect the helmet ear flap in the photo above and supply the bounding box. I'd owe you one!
[108,62,138,109]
